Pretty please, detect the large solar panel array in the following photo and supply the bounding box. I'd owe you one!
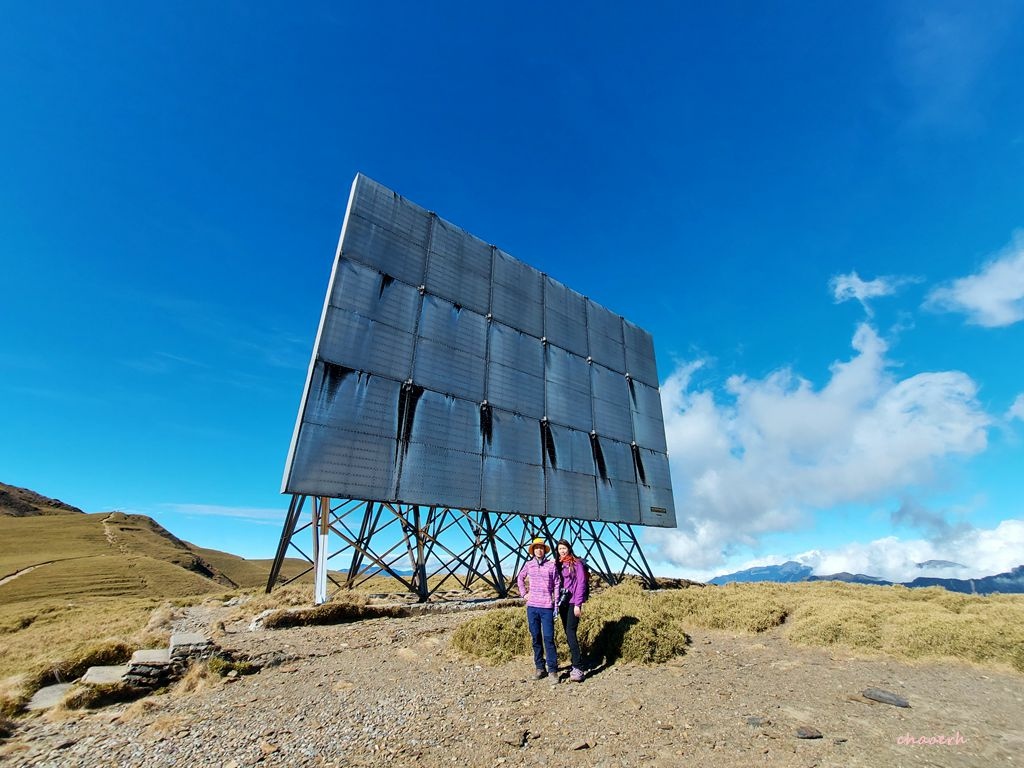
[282,174,676,527]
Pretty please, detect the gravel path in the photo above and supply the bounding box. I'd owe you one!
[3,607,1022,767]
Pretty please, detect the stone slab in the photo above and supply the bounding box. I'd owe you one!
[170,632,209,648]
[26,683,74,710]
[81,665,129,685]
[130,648,171,665]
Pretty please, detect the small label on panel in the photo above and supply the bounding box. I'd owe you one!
[650,506,668,515]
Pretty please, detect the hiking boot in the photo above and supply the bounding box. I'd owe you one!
[548,672,560,684]
[569,667,585,683]
[533,669,546,680]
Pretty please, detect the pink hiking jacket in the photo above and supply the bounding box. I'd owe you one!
[517,556,558,609]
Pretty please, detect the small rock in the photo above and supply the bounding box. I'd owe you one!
[260,742,278,755]
[746,716,771,728]
[570,740,590,750]
[795,726,823,739]
[55,739,76,750]
[833,737,848,744]
[862,688,910,708]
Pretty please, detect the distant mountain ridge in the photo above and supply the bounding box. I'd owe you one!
[710,560,1024,595]
[0,481,84,516]
[708,561,812,584]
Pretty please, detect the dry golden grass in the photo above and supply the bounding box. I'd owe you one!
[0,596,171,716]
[453,581,1024,673]
[148,713,191,734]
[188,546,274,589]
[780,582,1024,671]
[262,597,408,629]
[60,682,141,710]
[453,582,693,665]
[118,696,168,722]
[171,663,217,698]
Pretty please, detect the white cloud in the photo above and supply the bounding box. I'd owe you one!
[830,272,918,315]
[161,503,285,523]
[796,519,1024,582]
[663,519,1023,584]
[926,234,1024,327]
[1007,394,1024,422]
[648,323,992,571]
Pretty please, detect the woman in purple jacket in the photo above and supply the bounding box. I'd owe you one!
[517,537,560,683]
[556,539,586,682]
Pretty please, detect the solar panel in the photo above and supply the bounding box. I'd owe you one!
[283,173,676,527]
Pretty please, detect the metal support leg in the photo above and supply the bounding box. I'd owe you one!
[314,496,330,605]
[269,498,660,603]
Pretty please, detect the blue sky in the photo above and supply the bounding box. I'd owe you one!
[2,2,1022,581]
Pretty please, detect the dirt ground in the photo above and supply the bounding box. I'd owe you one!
[2,603,1022,768]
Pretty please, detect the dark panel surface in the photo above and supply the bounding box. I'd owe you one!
[546,468,598,521]
[543,276,589,357]
[398,443,482,510]
[284,174,676,527]
[482,456,546,516]
[328,258,421,333]
[319,308,415,381]
[426,218,492,314]
[491,248,543,336]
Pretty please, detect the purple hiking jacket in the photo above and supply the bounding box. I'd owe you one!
[517,556,558,609]
[559,557,587,607]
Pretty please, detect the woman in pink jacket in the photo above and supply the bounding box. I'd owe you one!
[516,537,560,683]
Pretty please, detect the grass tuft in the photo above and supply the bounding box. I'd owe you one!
[206,657,259,677]
[60,682,142,710]
[23,641,134,692]
[453,582,692,666]
[453,580,1024,673]
[262,599,407,629]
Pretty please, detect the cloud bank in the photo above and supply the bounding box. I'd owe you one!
[648,323,992,572]
[802,519,1024,582]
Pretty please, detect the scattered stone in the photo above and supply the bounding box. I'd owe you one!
[795,726,823,739]
[570,740,590,750]
[501,731,528,747]
[833,737,848,744]
[56,739,76,750]
[862,688,910,708]
[249,609,277,631]
[25,684,74,711]
[746,716,771,728]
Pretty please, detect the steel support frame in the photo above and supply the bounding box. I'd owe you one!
[267,495,657,603]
